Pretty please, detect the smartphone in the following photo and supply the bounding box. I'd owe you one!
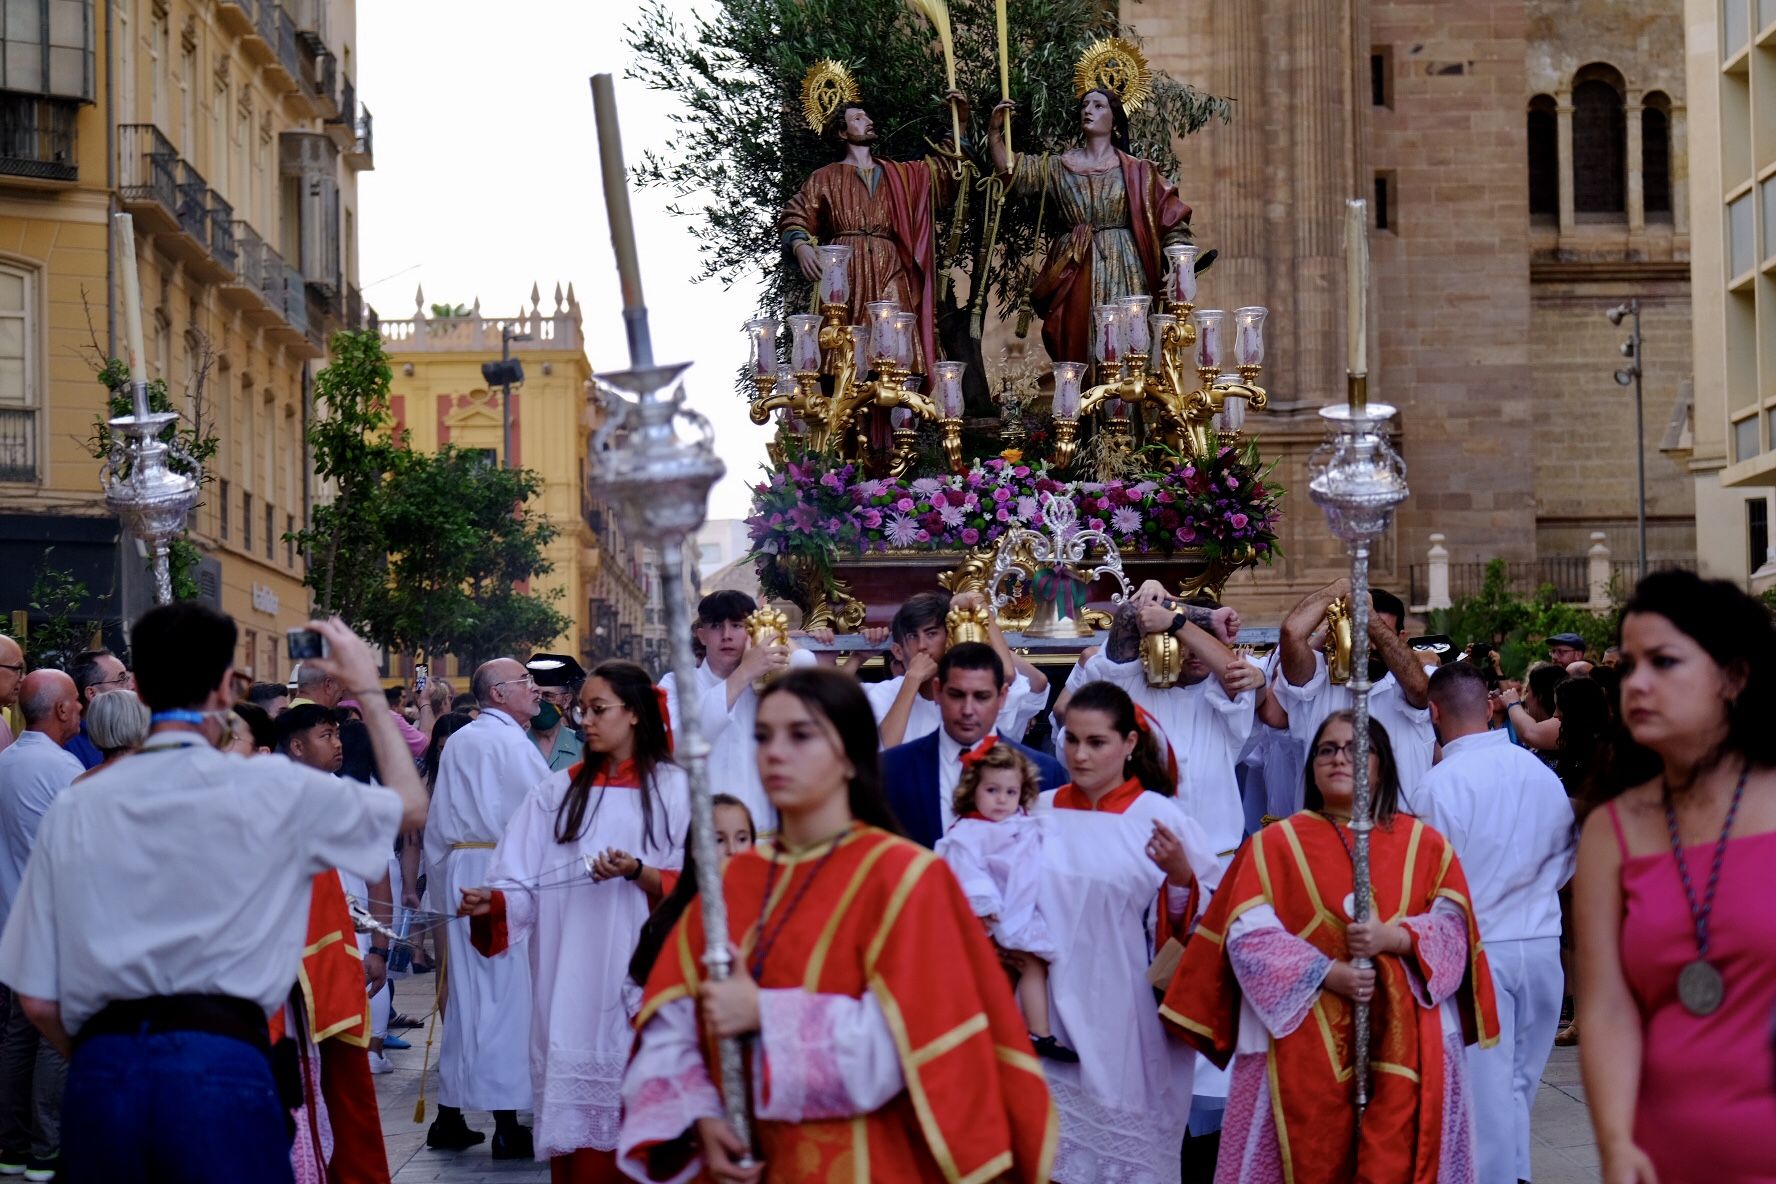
[413,663,429,694]
[286,627,327,661]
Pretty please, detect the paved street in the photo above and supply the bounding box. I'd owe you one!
[371,1028,1600,1181]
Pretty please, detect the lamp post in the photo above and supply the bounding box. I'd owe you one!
[482,326,532,469]
[588,72,752,1155]
[1307,198,1410,1125]
[1608,299,1647,580]
[104,213,200,606]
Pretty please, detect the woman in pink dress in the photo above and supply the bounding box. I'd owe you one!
[1576,570,1776,1184]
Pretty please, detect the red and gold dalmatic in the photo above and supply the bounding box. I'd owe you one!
[634,825,1056,1182]
[1162,814,1500,1184]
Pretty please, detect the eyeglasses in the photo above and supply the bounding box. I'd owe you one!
[490,676,537,694]
[1312,741,1357,762]
[569,702,623,726]
[0,663,21,676]
[95,673,134,687]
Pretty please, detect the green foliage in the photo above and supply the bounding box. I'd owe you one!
[23,552,92,671]
[1428,558,1617,678]
[88,359,220,602]
[290,330,570,664]
[625,0,1230,380]
[430,303,472,319]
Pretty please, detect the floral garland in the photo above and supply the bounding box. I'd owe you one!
[747,444,1283,601]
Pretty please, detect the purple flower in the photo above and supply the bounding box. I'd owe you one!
[961,527,980,545]
[962,492,979,510]
[996,507,1011,522]
[860,508,883,529]
[1231,513,1249,529]
[911,477,944,496]
[885,511,922,547]
[1175,525,1198,544]
[1015,496,1039,522]
[1088,517,1106,532]
[769,513,784,526]
[1112,507,1142,534]
[820,472,840,489]
[1012,465,1030,478]
[993,487,1012,503]
[916,529,931,542]
[939,504,965,528]
[896,497,915,513]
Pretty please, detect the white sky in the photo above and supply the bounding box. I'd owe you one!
[357,0,768,518]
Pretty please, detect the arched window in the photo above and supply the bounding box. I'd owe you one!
[1527,94,1559,218]
[1642,91,1672,218]
[1572,64,1626,216]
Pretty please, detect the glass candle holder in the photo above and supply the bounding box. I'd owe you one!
[1106,397,1132,421]
[866,300,900,361]
[744,317,779,377]
[1223,393,1247,433]
[1094,304,1123,364]
[1148,313,1178,364]
[816,244,853,307]
[889,406,915,430]
[933,361,966,418]
[1234,306,1268,367]
[772,366,795,398]
[1165,243,1199,305]
[1120,295,1152,355]
[787,314,824,374]
[891,312,918,369]
[1052,362,1087,419]
[1192,308,1226,372]
[848,325,870,375]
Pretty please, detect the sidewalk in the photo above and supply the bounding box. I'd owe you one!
[373,1034,1599,1181]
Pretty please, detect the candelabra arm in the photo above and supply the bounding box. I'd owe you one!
[1076,376,1145,420]
[748,389,794,426]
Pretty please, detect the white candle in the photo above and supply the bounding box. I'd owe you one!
[112,213,148,411]
[1346,198,1368,376]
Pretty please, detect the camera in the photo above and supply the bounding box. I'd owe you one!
[286,628,328,661]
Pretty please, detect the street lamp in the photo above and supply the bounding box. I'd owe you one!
[481,325,532,468]
[1607,299,1647,580]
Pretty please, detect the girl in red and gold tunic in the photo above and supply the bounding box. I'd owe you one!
[618,668,1054,1184]
[1162,710,1500,1184]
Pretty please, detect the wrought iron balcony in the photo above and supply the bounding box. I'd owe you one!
[0,95,77,182]
[118,124,177,213]
[0,408,37,482]
[207,191,236,270]
[347,104,373,169]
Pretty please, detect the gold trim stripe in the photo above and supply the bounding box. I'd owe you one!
[804,839,896,990]
[870,981,966,1182]
[993,1044,1042,1075]
[910,1013,989,1069]
[1372,1059,1421,1082]
[864,849,937,975]
[1157,1002,1214,1040]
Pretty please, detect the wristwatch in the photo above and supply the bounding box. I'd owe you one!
[623,860,644,882]
[367,945,391,960]
[1170,611,1188,636]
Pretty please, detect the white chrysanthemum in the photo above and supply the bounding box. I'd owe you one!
[939,504,966,528]
[910,477,944,495]
[884,511,923,548]
[1016,496,1039,522]
[1112,506,1143,534]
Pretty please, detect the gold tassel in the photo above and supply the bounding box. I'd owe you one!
[413,940,446,1124]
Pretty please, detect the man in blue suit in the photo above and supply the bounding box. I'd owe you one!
[882,642,1067,848]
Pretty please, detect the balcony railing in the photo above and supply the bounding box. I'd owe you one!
[173,158,210,244]
[118,124,178,212]
[276,5,301,82]
[0,96,78,181]
[349,105,373,166]
[254,0,277,47]
[281,260,309,336]
[336,77,355,127]
[206,191,236,270]
[307,47,337,108]
[231,220,269,294]
[0,409,36,482]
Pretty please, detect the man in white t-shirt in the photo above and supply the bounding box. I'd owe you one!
[1416,660,1574,1184]
[0,607,425,1183]
[867,591,1047,748]
[1272,580,1435,806]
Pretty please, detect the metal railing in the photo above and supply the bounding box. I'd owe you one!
[281,261,308,336]
[0,96,77,181]
[354,105,373,161]
[0,409,36,482]
[259,239,290,310]
[337,77,355,127]
[206,191,236,269]
[232,221,268,293]
[1410,555,1698,607]
[308,47,337,105]
[174,158,210,244]
[275,5,301,81]
[254,0,277,46]
[118,124,178,213]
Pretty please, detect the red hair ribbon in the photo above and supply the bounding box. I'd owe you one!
[1132,703,1181,788]
[653,686,674,754]
[959,734,999,768]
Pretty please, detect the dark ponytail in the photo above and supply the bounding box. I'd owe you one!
[1066,680,1174,795]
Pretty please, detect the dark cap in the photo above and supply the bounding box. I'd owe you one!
[525,653,586,688]
[1545,633,1586,649]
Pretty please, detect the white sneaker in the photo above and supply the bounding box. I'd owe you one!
[368,1051,393,1075]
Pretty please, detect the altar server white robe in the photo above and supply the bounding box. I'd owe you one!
[659,648,814,833]
[1273,651,1437,803]
[1414,729,1575,1184]
[1079,650,1258,856]
[1032,790,1224,1184]
[484,763,690,1157]
[424,706,549,1110]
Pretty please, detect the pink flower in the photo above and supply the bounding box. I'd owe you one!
[961,527,980,545]
[1231,513,1249,529]
[1175,525,1198,544]
[896,498,915,512]
[860,508,883,528]
[996,507,1010,522]
[929,490,947,508]
[1012,465,1030,478]
[993,487,1012,503]
[1088,517,1106,532]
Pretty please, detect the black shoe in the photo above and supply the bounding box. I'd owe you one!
[389,1012,424,1030]
[1032,1034,1080,1063]
[426,1112,486,1151]
[490,1126,534,1160]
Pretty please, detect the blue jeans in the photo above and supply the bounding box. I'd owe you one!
[61,1030,293,1184]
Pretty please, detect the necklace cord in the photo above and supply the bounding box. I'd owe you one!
[1662,763,1750,959]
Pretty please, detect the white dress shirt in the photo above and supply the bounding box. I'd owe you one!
[0,736,402,1032]
[1412,729,1575,943]
[1274,652,1437,801]
[0,731,84,927]
[936,727,966,833]
[658,648,816,833]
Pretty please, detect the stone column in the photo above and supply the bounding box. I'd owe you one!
[1587,531,1612,609]
[1556,92,1575,236]
[1625,88,1646,240]
[1670,102,1690,237]
[1426,533,1452,610]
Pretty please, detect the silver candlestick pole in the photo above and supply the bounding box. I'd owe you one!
[1307,197,1409,1126]
[588,75,751,1154]
[103,213,199,605]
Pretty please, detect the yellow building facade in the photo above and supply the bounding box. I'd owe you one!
[0,0,370,678]
[1684,0,1776,587]
[378,287,655,674]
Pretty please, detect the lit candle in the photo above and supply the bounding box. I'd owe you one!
[1052,362,1086,419]
[866,300,900,362]
[1346,198,1368,376]
[1165,243,1198,305]
[1234,306,1268,367]
[1094,304,1121,363]
[112,213,149,418]
[591,75,645,317]
[933,361,966,418]
[817,244,852,307]
[744,317,778,377]
[1148,313,1177,367]
[1119,295,1152,355]
[787,314,823,374]
[1193,309,1225,371]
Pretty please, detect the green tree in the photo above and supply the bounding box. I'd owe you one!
[290,330,570,664]
[626,0,1230,395]
[22,552,92,671]
[1429,558,1617,677]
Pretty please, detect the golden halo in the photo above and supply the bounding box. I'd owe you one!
[1073,37,1153,112]
[801,59,862,132]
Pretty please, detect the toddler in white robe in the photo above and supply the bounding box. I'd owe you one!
[934,738,1078,1063]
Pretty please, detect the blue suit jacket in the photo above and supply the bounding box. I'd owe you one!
[881,730,1068,849]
